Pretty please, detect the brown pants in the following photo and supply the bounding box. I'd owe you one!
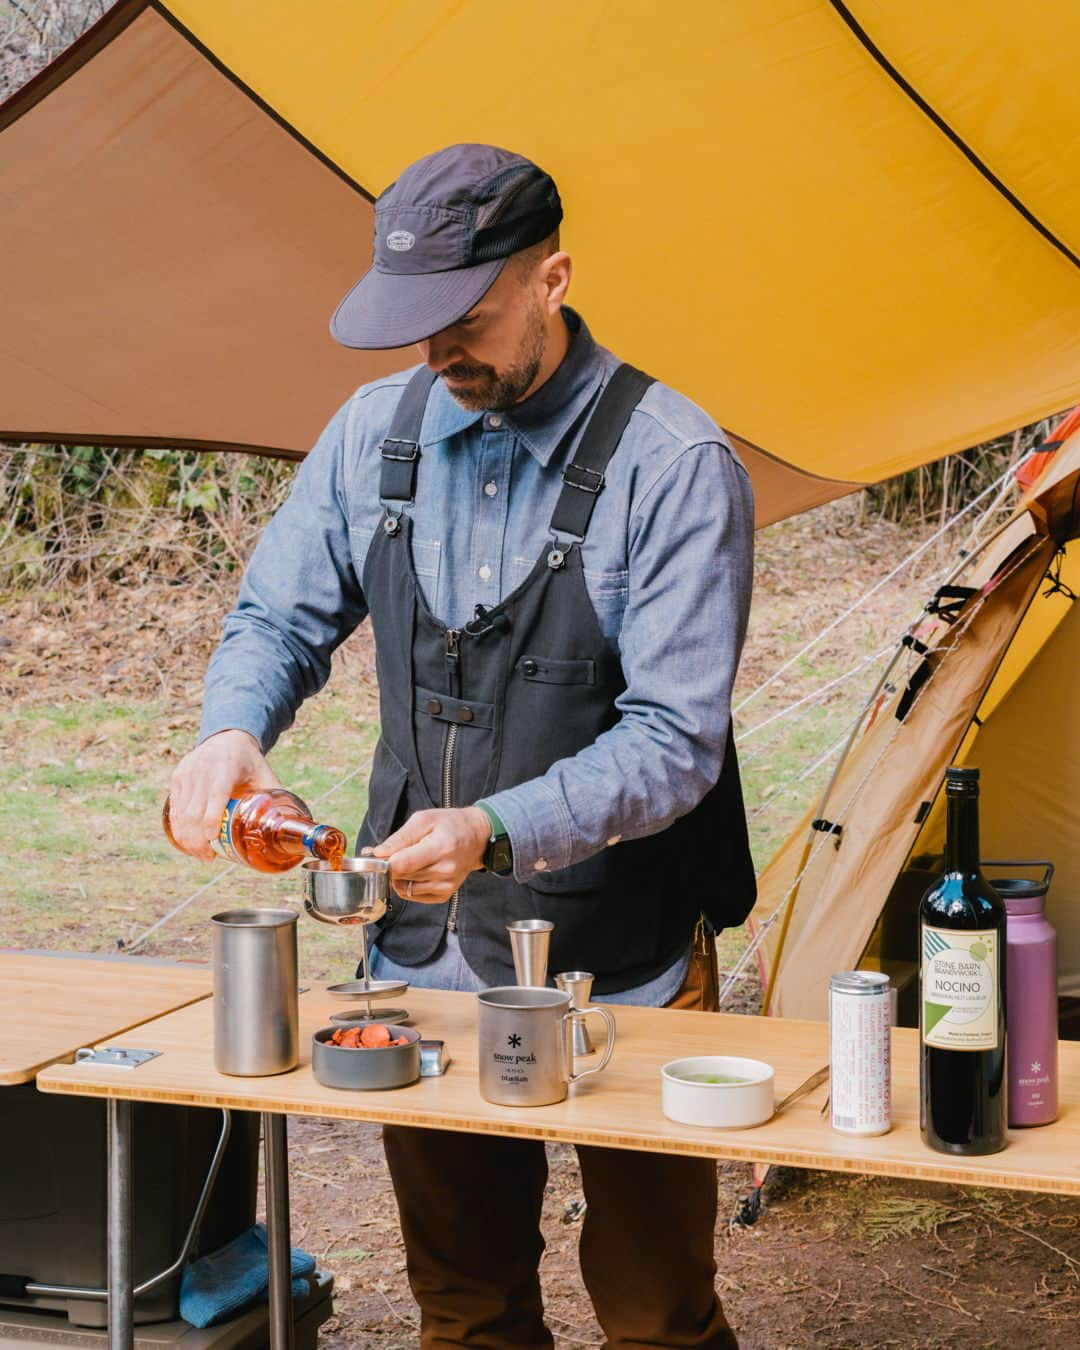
[382,926,737,1349]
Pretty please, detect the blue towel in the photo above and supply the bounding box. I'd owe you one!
[180,1223,316,1329]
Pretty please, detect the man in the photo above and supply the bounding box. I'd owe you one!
[168,143,756,1348]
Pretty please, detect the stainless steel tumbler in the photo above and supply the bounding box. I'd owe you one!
[212,908,299,1076]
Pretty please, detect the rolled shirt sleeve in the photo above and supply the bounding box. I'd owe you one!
[198,399,367,752]
[480,441,754,881]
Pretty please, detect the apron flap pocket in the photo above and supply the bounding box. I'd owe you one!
[516,655,596,686]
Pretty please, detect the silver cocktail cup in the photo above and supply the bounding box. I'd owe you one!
[301,856,390,926]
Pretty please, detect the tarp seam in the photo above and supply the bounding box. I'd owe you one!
[828,0,1080,274]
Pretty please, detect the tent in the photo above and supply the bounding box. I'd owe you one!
[3,1,1080,526]
[751,409,1080,1020]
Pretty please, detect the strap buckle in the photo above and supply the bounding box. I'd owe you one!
[380,437,420,463]
[563,462,605,494]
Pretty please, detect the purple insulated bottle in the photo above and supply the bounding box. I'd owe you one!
[988,862,1058,1127]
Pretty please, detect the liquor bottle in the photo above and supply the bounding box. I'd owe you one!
[919,766,1006,1154]
[163,789,348,873]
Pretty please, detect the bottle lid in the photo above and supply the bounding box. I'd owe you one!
[945,765,979,781]
[985,861,1053,903]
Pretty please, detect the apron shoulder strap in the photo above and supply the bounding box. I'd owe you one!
[380,366,438,510]
[548,363,655,544]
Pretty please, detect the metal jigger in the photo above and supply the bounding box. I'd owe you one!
[507,919,554,987]
[554,971,596,1056]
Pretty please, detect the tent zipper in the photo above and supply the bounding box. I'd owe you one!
[443,628,462,932]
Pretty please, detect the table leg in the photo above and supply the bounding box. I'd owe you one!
[263,1112,295,1350]
[107,1098,134,1350]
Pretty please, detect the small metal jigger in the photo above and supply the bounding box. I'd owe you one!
[554,971,596,1056]
[507,919,554,987]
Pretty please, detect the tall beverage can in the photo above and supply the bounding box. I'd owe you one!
[829,971,891,1136]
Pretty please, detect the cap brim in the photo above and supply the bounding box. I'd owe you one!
[330,257,507,350]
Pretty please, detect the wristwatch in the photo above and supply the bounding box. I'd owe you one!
[476,801,514,876]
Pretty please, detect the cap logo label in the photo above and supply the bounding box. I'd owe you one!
[386,230,416,252]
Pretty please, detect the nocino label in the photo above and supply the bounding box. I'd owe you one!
[922,926,999,1050]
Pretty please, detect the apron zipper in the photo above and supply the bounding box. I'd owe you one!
[443,628,463,931]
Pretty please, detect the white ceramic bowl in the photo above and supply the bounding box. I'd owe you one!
[661,1056,775,1128]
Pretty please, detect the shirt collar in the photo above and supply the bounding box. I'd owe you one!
[420,308,605,467]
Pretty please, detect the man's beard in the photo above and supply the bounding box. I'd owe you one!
[440,300,546,412]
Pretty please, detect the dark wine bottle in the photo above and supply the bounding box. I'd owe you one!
[920,766,1006,1154]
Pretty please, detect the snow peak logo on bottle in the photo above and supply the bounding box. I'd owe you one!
[922,926,999,1050]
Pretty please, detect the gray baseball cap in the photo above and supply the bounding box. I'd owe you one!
[331,143,563,350]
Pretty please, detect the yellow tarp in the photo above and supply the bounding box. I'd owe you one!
[164,0,1080,482]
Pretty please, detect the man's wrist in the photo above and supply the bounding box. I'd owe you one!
[474,801,514,876]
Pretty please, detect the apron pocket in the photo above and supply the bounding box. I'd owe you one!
[516,654,596,686]
[356,737,410,851]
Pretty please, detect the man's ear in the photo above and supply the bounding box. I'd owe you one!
[540,251,572,313]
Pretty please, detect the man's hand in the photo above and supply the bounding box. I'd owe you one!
[368,807,491,903]
[167,729,281,861]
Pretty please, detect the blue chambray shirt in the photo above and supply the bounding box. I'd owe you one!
[200,309,754,1002]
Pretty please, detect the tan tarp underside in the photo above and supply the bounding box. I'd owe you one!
[0,9,400,455]
[0,6,850,527]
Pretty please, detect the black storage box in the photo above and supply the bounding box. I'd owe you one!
[0,1085,259,1329]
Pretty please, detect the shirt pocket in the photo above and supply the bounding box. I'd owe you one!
[410,537,442,613]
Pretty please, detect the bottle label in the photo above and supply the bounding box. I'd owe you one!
[922,925,999,1050]
[213,799,241,863]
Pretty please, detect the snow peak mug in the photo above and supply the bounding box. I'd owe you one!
[477,986,616,1107]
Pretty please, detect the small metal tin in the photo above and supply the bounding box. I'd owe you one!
[828,971,891,1136]
[419,1039,451,1076]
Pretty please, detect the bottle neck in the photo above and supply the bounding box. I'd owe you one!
[944,789,981,873]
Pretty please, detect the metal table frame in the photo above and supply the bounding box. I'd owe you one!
[105,1106,293,1350]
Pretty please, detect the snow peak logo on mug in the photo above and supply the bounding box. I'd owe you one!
[386,230,416,252]
[477,986,615,1107]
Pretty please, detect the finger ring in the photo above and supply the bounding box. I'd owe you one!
[405,880,414,899]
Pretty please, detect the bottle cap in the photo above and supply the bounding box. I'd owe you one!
[945,766,980,781]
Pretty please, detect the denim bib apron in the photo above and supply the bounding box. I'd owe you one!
[358,364,755,994]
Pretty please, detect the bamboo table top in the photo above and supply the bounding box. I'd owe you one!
[37,985,1080,1195]
[0,950,211,1085]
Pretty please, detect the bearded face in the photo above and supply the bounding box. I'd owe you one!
[436,291,547,412]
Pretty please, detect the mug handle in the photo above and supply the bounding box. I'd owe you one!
[565,1006,616,1084]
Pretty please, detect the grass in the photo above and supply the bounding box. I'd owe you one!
[0,685,378,982]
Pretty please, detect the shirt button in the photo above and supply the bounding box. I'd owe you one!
[426,698,443,715]
[487,414,503,430]
[459,706,474,724]
[484,481,498,497]
[534,858,549,872]
[478,564,492,580]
